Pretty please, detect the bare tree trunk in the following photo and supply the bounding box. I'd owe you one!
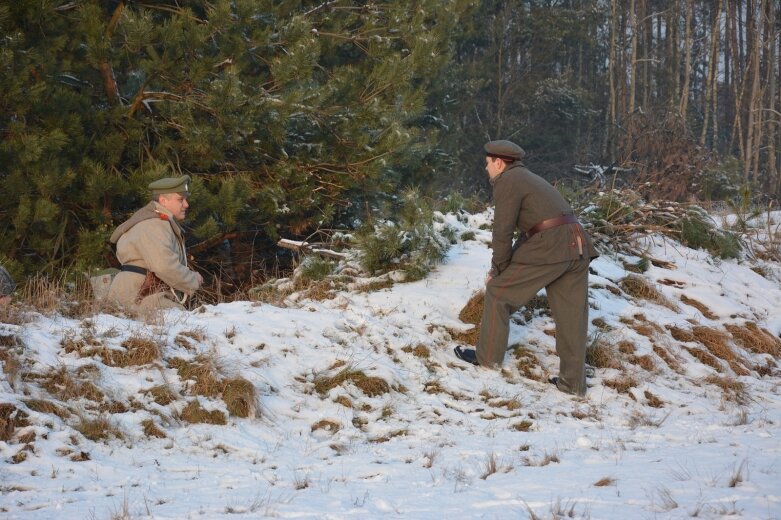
[679,0,693,117]
[763,0,777,192]
[730,0,747,162]
[701,0,723,146]
[605,0,619,159]
[744,0,765,182]
[667,3,678,104]
[628,0,637,114]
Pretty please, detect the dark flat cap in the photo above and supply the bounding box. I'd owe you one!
[149,175,191,196]
[484,140,525,161]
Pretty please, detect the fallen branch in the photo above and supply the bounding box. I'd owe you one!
[277,239,347,260]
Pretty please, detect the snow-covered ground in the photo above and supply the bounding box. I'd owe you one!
[2,210,781,519]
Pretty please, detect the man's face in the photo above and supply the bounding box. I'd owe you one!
[159,192,189,220]
[485,157,505,180]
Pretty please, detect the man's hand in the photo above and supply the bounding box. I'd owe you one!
[485,271,493,285]
[195,272,204,287]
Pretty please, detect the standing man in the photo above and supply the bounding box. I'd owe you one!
[107,175,203,315]
[454,140,598,396]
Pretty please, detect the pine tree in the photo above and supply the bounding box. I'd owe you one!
[0,1,468,280]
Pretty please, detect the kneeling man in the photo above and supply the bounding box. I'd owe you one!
[108,176,203,315]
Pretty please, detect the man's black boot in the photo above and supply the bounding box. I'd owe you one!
[454,346,479,366]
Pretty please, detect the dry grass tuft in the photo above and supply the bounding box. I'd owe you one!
[0,403,29,441]
[632,323,658,338]
[313,368,390,397]
[644,390,664,408]
[74,415,123,441]
[311,419,341,433]
[594,476,616,487]
[40,366,104,402]
[179,399,227,425]
[104,335,161,367]
[653,345,682,372]
[170,355,223,397]
[145,385,176,406]
[458,291,484,325]
[680,295,718,319]
[692,326,737,362]
[667,325,696,343]
[489,398,522,411]
[683,346,723,372]
[586,336,621,369]
[617,340,636,354]
[619,275,678,310]
[512,420,533,432]
[512,346,544,381]
[222,377,257,418]
[704,375,749,405]
[725,322,781,356]
[630,354,656,372]
[334,395,353,408]
[401,344,431,358]
[603,376,637,394]
[22,399,69,419]
[141,419,166,438]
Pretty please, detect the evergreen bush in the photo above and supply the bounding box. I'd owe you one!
[355,189,452,280]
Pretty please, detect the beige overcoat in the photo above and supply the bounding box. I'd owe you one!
[107,201,200,314]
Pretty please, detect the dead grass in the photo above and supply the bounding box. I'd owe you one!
[680,295,718,319]
[170,355,223,397]
[667,325,696,343]
[73,415,123,441]
[512,345,544,381]
[356,279,394,293]
[313,368,390,397]
[401,344,431,358]
[458,291,484,325]
[145,385,176,406]
[692,326,737,362]
[653,345,683,372]
[619,275,678,310]
[39,366,104,403]
[0,404,29,442]
[222,377,257,418]
[512,420,534,432]
[617,340,636,354]
[103,335,161,367]
[725,322,781,356]
[141,419,166,438]
[311,419,341,433]
[683,346,723,372]
[449,291,485,345]
[704,375,749,405]
[489,398,522,411]
[594,476,616,487]
[630,354,656,371]
[644,390,664,408]
[586,336,621,369]
[603,375,637,394]
[22,399,69,419]
[334,395,353,408]
[179,399,227,425]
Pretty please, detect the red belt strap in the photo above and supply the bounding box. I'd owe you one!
[527,214,579,237]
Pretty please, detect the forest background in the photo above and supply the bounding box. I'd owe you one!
[1,0,780,295]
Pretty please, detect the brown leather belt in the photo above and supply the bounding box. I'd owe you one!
[527,214,579,237]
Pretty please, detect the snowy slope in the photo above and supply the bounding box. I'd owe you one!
[1,210,781,519]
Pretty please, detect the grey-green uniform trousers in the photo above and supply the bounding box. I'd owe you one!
[476,256,590,396]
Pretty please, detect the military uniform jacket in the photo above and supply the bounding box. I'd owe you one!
[490,164,598,275]
[107,201,200,310]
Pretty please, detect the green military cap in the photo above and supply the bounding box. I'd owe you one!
[484,140,525,161]
[149,175,191,196]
